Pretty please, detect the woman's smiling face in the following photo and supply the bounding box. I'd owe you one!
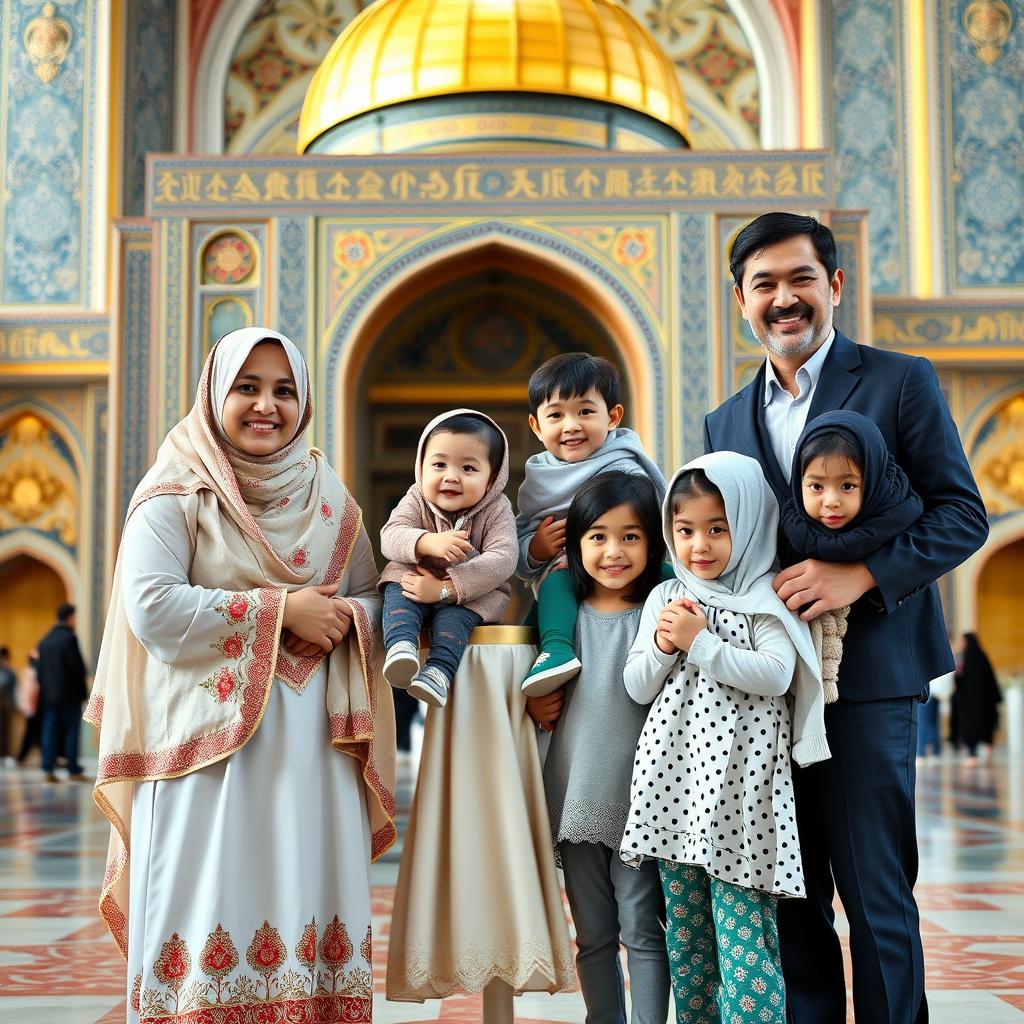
[220,342,300,455]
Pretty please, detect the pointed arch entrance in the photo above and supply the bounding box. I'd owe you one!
[327,232,663,620]
[0,553,68,678]
[976,534,1024,673]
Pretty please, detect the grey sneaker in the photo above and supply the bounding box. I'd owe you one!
[408,665,450,709]
[383,640,419,689]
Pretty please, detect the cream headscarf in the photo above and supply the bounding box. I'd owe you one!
[86,328,396,956]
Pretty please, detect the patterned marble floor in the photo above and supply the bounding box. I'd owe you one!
[2,742,1023,1023]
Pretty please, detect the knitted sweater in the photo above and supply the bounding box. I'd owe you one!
[378,410,517,623]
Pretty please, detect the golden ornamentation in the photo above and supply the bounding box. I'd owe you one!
[976,396,1024,514]
[0,414,77,546]
[24,3,73,84]
[963,0,1012,65]
[298,0,689,152]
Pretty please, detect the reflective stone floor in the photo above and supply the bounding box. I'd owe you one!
[2,741,1022,1023]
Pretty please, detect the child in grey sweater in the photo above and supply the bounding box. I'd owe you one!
[516,353,665,696]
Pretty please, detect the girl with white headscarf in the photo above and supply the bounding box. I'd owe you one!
[619,452,829,1024]
[86,328,395,1024]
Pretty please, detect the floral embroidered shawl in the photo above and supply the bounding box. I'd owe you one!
[85,328,396,957]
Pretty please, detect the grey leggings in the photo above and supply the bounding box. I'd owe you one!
[560,841,670,1024]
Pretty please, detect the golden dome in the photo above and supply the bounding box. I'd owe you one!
[298,0,688,153]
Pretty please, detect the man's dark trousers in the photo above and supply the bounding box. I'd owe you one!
[704,331,989,1022]
[41,701,84,775]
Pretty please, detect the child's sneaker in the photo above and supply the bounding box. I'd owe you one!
[408,665,450,709]
[383,640,419,689]
[521,649,582,697]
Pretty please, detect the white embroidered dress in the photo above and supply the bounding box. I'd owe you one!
[85,329,396,1024]
[121,494,379,1023]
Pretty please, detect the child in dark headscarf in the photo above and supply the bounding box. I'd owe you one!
[781,411,924,702]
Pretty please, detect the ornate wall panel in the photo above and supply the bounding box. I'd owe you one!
[825,0,906,295]
[625,0,760,148]
[122,0,176,217]
[114,223,155,523]
[677,212,713,461]
[940,0,1024,291]
[1,0,99,304]
[225,0,360,153]
[275,217,312,356]
[191,223,267,387]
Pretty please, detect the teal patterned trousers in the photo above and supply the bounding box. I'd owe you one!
[659,861,786,1024]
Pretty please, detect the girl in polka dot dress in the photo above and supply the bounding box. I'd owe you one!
[619,452,830,1024]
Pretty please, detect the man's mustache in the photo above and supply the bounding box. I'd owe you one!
[766,302,814,323]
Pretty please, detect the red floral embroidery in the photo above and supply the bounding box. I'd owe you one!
[319,915,353,968]
[320,501,333,522]
[141,915,371,1022]
[292,548,308,568]
[154,932,191,990]
[296,917,317,971]
[246,920,287,977]
[275,497,289,509]
[200,667,238,704]
[227,595,248,620]
[359,925,371,965]
[221,634,244,660]
[131,972,142,1012]
[199,924,239,978]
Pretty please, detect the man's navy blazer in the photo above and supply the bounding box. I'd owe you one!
[703,330,989,702]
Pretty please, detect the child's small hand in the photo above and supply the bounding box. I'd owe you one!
[528,516,567,562]
[401,567,446,604]
[526,689,564,732]
[657,598,707,653]
[416,530,472,564]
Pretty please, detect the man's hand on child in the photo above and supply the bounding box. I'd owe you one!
[526,689,564,732]
[416,530,472,564]
[657,598,706,653]
[401,566,446,604]
[528,516,567,562]
[774,559,876,620]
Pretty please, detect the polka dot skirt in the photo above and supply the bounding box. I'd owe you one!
[620,605,803,898]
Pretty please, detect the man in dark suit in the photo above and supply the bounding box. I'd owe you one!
[36,602,89,782]
[704,213,989,1023]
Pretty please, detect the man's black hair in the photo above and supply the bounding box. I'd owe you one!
[527,352,621,416]
[729,213,839,290]
[423,413,504,475]
[56,602,76,623]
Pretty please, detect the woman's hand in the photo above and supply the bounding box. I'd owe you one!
[657,598,707,653]
[282,630,322,658]
[282,584,351,651]
[528,516,567,562]
[416,530,472,564]
[401,567,446,604]
[526,689,564,732]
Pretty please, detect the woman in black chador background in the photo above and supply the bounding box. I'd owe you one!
[951,632,1003,765]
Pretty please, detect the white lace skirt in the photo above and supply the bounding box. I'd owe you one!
[385,636,575,1001]
[127,667,373,1023]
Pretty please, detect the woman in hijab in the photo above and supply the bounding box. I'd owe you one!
[953,632,1002,765]
[86,328,395,1023]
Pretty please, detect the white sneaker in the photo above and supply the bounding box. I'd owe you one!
[383,641,420,689]
[408,666,450,709]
